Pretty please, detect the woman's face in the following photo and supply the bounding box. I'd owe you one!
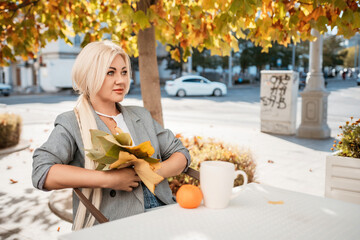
[95,55,129,104]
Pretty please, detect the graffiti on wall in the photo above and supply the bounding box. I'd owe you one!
[260,74,290,109]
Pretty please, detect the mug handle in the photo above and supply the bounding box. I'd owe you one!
[230,170,248,200]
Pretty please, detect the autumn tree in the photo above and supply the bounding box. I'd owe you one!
[1,0,360,125]
[340,46,356,67]
[322,35,347,67]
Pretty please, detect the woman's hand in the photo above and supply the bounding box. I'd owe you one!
[101,167,141,192]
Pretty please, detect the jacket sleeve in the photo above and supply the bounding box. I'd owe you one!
[32,113,78,191]
[152,118,191,173]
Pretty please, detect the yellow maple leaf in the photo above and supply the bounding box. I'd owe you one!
[109,151,137,169]
[127,141,155,158]
[132,159,164,194]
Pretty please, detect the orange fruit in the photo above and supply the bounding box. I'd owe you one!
[176,184,203,209]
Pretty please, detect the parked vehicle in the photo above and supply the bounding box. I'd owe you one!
[299,77,306,90]
[0,83,11,96]
[357,74,360,86]
[128,79,134,93]
[165,75,227,97]
[298,76,328,90]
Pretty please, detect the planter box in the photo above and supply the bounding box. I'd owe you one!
[325,155,360,205]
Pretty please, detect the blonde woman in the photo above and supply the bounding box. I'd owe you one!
[32,41,190,230]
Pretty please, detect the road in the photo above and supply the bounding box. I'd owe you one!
[1,77,358,134]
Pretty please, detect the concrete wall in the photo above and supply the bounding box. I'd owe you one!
[41,59,75,90]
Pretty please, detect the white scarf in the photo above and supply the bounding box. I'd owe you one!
[72,94,102,230]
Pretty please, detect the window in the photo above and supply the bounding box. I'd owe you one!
[183,79,202,83]
[202,79,210,84]
[74,35,81,47]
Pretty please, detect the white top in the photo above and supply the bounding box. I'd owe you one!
[95,111,134,145]
[59,183,360,240]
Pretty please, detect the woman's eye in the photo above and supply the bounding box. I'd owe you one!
[121,71,128,76]
[107,71,115,76]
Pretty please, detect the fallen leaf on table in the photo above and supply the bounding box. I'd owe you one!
[44,129,49,132]
[7,166,12,170]
[309,169,313,172]
[268,160,274,164]
[29,148,34,152]
[268,200,284,205]
[10,179,18,184]
[29,139,33,142]
[57,227,60,232]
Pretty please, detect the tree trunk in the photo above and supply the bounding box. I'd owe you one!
[137,0,163,126]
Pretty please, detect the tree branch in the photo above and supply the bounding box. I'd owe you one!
[1,0,39,12]
[1,0,39,21]
[21,3,34,25]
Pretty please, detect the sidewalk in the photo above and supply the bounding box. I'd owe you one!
[0,79,358,239]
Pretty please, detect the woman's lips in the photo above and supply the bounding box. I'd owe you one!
[113,89,124,94]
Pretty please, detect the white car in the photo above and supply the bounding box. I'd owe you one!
[0,83,11,96]
[165,76,227,97]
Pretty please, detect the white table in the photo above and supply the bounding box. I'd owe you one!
[59,183,360,240]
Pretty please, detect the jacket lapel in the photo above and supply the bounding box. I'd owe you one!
[118,103,145,205]
[119,104,141,145]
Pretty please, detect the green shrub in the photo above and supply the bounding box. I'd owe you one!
[332,117,360,159]
[0,113,22,149]
[168,135,257,195]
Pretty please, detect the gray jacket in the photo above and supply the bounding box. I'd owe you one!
[32,104,191,223]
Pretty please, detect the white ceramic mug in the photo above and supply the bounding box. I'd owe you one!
[200,161,248,209]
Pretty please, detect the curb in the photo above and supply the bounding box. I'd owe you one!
[48,189,73,223]
[0,139,31,156]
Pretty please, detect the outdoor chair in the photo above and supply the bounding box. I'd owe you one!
[74,167,200,224]
[325,156,360,205]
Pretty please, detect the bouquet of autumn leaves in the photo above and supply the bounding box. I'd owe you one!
[86,128,164,194]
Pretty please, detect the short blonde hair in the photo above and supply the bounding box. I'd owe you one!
[72,41,132,99]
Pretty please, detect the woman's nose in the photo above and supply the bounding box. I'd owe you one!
[114,73,125,84]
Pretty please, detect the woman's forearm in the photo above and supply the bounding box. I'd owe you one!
[157,152,188,178]
[43,164,106,190]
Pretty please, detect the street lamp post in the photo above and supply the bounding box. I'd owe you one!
[292,44,296,70]
[297,29,330,139]
[187,54,192,74]
[34,58,41,93]
[228,49,233,88]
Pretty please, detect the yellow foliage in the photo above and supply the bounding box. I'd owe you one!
[0,0,359,65]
